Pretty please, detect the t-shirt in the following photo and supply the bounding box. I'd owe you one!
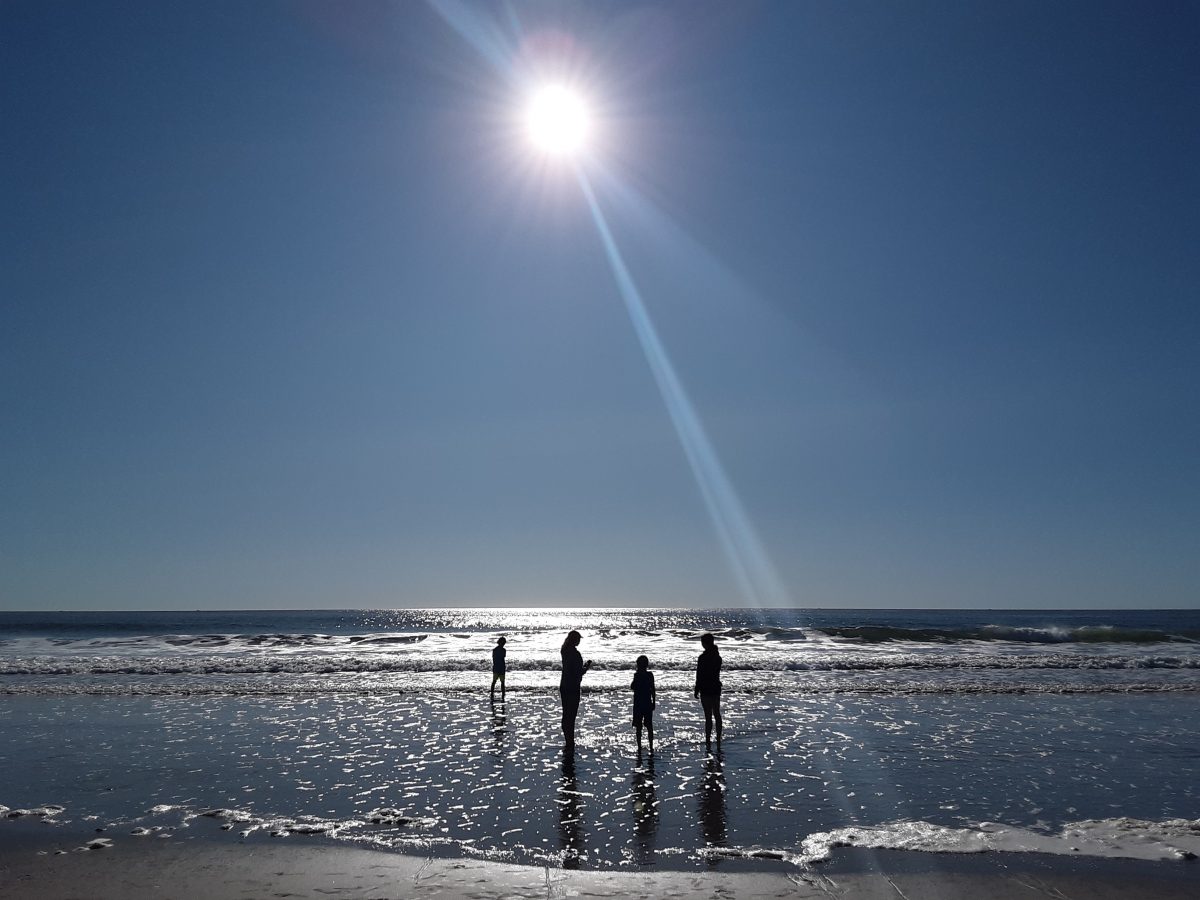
[631,669,655,712]
[560,647,584,693]
[492,645,506,673]
[695,648,722,694]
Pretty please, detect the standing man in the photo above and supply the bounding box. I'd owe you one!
[490,636,507,700]
[694,633,723,746]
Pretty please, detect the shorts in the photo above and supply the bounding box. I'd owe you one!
[632,708,653,730]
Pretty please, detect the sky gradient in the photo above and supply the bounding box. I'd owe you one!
[2,0,1197,610]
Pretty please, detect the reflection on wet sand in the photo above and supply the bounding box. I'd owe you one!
[630,749,659,866]
[697,749,728,867]
[558,752,585,868]
[489,698,506,755]
[10,689,1195,871]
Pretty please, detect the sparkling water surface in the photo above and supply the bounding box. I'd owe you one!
[2,608,1199,869]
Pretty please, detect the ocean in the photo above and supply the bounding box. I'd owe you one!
[2,607,1199,870]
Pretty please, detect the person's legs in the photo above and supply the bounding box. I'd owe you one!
[646,712,654,751]
[634,710,648,750]
[561,691,580,745]
[701,695,714,744]
[490,673,500,697]
[712,693,723,740]
[498,671,505,699]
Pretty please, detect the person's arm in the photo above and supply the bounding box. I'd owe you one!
[694,657,701,698]
[650,672,656,707]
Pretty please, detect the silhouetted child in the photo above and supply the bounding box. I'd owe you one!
[491,637,507,699]
[631,654,656,751]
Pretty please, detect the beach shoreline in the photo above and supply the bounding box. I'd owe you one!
[4,609,1198,895]
[2,831,1198,899]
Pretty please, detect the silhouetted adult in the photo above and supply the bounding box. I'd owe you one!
[559,630,592,747]
[694,633,723,745]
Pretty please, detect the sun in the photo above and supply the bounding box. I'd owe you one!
[525,84,591,157]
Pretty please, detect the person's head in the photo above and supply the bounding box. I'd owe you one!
[700,633,716,650]
[497,637,506,646]
[562,630,582,651]
[636,654,649,671]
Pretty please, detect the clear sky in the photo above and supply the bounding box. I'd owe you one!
[2,1,1197,611]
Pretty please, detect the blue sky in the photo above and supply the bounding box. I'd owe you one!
[2,1,1197,610]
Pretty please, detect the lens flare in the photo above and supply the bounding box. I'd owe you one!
[578,173,790,608]
[525,85,591,156]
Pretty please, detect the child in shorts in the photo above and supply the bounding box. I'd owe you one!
[631,654,656,752]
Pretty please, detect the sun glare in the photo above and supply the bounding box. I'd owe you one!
[525,84,591,156]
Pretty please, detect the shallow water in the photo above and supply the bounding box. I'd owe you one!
[4,608,1199,869]
[3,689,1199,869]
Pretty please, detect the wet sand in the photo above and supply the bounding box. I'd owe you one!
[1,836,1198,900]
[6,691,1200,870]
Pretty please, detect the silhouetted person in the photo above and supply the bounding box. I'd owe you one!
[694,633,723,745]
[697,747,728,867]
[559,630,592,747]
[490,636,507,699]
[631,654,656,752]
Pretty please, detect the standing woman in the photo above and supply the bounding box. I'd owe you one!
[559,630,592,747]
[694,633,723,746]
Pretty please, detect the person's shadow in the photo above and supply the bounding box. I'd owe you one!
[630,748,659,866]
[557,752,585,868]
[697,748,727,867]
[489,697,506,756]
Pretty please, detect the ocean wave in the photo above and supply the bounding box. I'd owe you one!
[11,794,1198,868]
[2,651,1198,677]
[815,624,1200,644]
[793,816,1200,865]
[4,622,1200,653]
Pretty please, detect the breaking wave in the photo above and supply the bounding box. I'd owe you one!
[2,652,1199,678]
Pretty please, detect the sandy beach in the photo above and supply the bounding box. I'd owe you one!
[3,833,1199,900]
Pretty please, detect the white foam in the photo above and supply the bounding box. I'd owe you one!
[3,803,65,819]
[364,807,428,826]
[797,817,1200,865]
[196,808,255,824]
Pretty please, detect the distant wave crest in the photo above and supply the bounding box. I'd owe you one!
[2,622,1198,653]
[2,652,1198,678]
[815,624,1200,644]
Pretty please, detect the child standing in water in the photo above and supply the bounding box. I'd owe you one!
[490,637,507,700]
[631,655,656,752]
